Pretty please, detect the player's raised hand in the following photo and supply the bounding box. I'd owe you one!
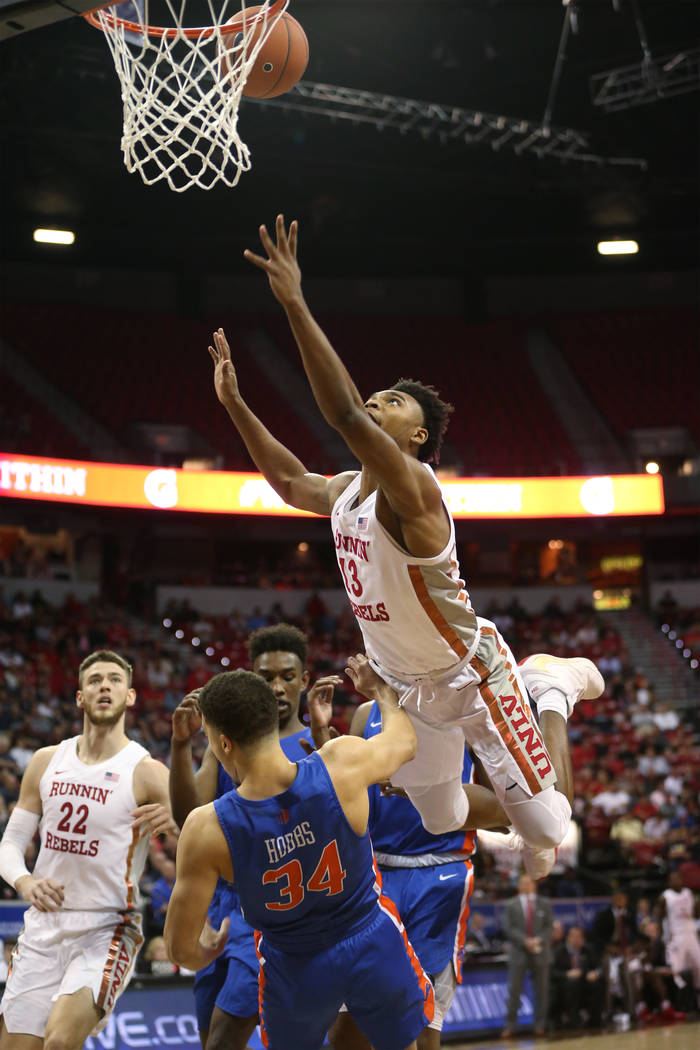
[244,215,302,307]
[131,802,179,839]
[302,675,343,751]
[306,675,343,731]
[198,916,230,966]
[16,874,65,913]
[345,654,389,701]
[171,691,203,743]
[208,328,241,407]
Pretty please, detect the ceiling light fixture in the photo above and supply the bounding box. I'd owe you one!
[33,228,75,245]
[597,239,639,255]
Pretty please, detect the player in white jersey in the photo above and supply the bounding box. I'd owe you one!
[207,217,601,880]
[0,649,175,1050]
[657,870,700,1005]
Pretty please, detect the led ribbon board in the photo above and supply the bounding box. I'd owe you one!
[0,454,664,518]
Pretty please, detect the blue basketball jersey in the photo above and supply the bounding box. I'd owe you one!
[195,727,315,1016]
[363,701,477,858]
[214,750,379,953]
[281,726,314,762]
[210,727,315,947]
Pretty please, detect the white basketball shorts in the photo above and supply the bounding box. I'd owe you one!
[0,906,143,1038]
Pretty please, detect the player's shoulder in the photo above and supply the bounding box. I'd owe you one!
[328,470,360,508]
[183,799,217,827]
[24,744,60,777]
[411,459,444,497]
[318,734,366,768]
[182,800,224,844]
[133,752,169,791]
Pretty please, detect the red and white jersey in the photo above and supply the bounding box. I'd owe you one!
[34,736,151,913]
[330,468,478,676]
[663,888,697,940]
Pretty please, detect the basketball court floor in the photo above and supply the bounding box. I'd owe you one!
[448,1022,700,1050]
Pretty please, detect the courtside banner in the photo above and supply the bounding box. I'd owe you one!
[0,454,664,518]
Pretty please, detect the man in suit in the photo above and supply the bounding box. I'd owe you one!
[591,889,636,959]
[550,924,603,1029]
[502,873,554,1037]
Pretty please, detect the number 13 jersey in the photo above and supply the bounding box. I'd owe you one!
[35,736,151,912]
[331,468,478,677]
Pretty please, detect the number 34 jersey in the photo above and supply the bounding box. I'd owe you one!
[214,751,379,953]
[35,736,151,912]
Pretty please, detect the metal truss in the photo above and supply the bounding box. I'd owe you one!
[591,47,700,112]
[250,81,646,169]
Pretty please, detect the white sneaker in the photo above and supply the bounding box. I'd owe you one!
[519,653,604,718]
[498,829,557,880]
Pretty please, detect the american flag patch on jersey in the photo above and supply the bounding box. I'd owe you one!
[104,771,120,783]
[357,516,368,531]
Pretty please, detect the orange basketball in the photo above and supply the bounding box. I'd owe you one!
[220,6,309,100]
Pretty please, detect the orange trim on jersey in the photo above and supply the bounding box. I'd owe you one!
[453,861,474,983]
[460,828,477,854]
[407,564,468,660]
[377,891,435,1026]
[124,826,139,910]
[254,930,269,1049]
[469,654,541,794]
[6,940,19,981]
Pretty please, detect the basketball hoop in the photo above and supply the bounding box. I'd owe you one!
[84,0,288,191]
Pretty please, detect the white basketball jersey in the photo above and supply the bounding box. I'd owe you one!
[35,736,151,912]
[663,888,696,939]
[330,468,478,676]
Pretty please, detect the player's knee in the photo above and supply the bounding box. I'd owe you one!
[420,813,462,836]
[527,827,561,851]
[44,1034,79,1050]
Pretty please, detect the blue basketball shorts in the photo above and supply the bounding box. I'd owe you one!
[193,910,259,1030]
[256,904,434,1050]
[379,859,474,980]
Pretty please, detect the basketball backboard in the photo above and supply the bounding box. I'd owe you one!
[0,0,97,40]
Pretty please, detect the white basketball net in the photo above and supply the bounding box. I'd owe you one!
[86,0,288,191]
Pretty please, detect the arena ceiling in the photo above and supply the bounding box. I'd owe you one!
[1,0,698,280]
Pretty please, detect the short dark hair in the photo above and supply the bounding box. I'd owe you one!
[391,378,454,465]
[247,623,307,667]
[198,670,278,747]
[78,650,133,687]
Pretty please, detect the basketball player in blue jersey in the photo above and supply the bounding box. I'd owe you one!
[207,215,604,883]
[165,657,434,1050]
[331,705,476,1050]
[169,623,342,1050]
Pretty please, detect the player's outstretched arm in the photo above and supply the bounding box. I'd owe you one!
[245,217,440,522]
[164,804,231,971]
[321,655,416,790]
[209,326,339,515]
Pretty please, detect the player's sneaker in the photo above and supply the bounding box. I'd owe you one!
[498,829,556,880]
[659,1004,686,1023]
[519,654,604,718]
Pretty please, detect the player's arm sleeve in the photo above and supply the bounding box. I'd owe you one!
[0,808,40,889]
